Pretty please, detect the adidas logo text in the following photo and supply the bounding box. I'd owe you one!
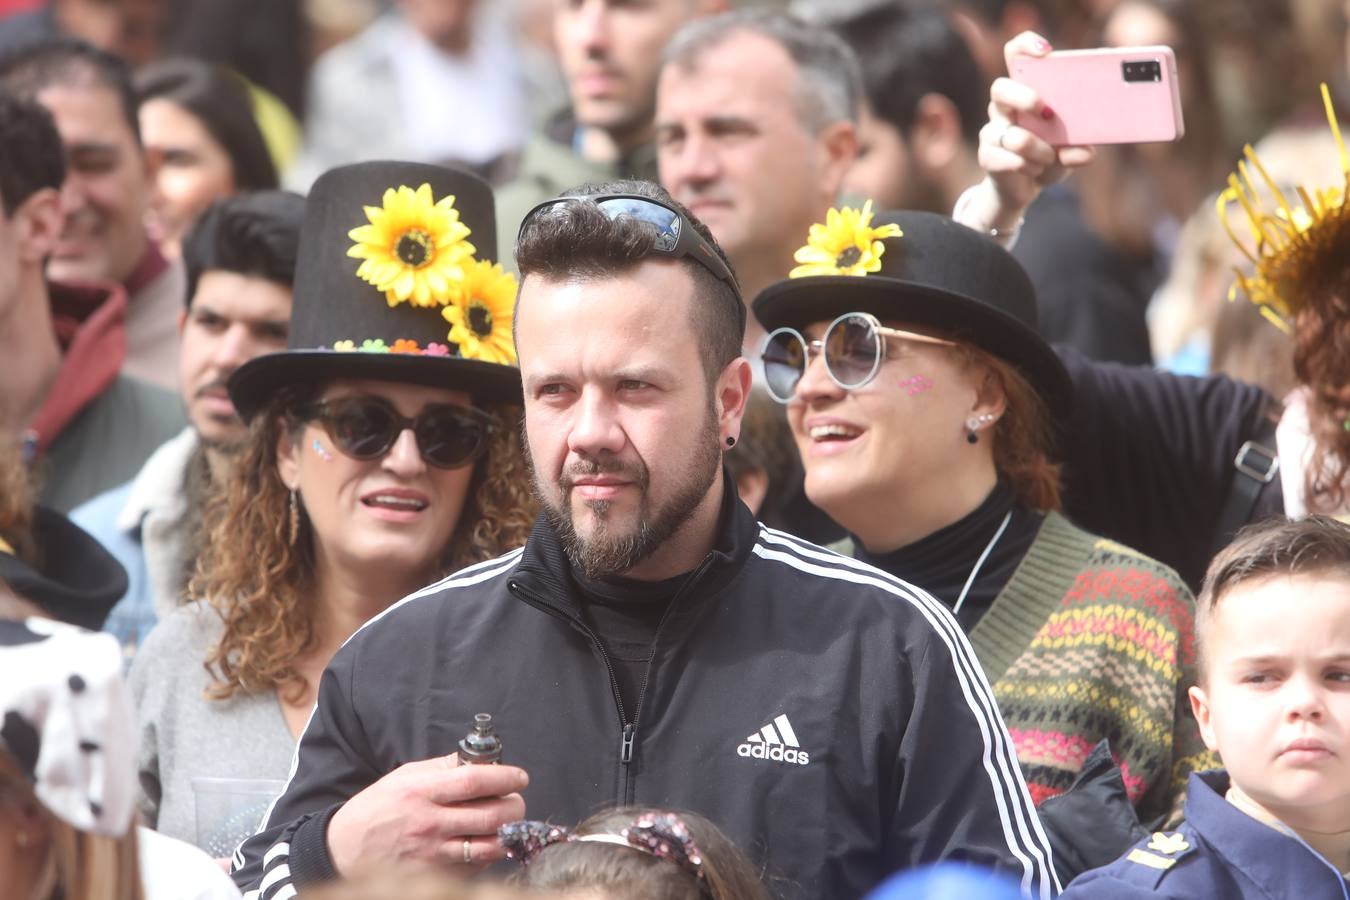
[736,714,810,766]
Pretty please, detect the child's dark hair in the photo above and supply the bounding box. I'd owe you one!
[507,807,770,900]
[1196,515,1350,678]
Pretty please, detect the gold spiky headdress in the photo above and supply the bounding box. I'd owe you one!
[1220,84,1350,334]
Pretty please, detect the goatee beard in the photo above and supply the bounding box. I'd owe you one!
[528,414,722,580]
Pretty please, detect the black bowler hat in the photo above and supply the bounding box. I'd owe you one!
[229,161,522,421]
[752,208,1073,419]
[0,507,127,631]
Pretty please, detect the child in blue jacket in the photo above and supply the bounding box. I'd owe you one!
[1063,516,1350,899]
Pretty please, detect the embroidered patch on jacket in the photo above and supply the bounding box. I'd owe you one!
[1127,849,1178,870]
[1147,832,1190,855]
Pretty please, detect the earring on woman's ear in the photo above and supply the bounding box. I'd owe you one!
[965,417,981,444]
[288,489,300,545]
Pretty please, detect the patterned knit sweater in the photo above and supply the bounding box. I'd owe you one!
[969,512,1219,826]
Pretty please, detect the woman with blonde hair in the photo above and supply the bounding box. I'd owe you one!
[129,161,536,853]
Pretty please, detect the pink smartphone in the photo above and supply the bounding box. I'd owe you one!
[1009,46,1184,146]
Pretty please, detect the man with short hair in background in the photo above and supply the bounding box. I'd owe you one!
[494,0,727,259]
[654,10,859,356]
[73,191,305,656]
[0,36,186,389]
[653,10,861,543]
[0,87,182,514]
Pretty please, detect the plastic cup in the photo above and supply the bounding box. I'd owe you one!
[192,776,287,858]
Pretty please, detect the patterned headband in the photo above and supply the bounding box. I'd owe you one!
[499,812,706,886]
[0,618,136,837]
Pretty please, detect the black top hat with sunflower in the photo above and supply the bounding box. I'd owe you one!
[752,204,1073,419]
[229,161,521,421]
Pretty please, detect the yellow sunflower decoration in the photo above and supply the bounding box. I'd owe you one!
[789,200,903,278]
[443,259,518,365]
[1219,83,1350,335]
[348,183,476,308]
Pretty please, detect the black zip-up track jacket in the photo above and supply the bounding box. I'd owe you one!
[233,498,1060,899]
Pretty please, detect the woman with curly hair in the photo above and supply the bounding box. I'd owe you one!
[128,161,536,855]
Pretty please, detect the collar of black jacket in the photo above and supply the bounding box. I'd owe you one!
[510,465,756,623]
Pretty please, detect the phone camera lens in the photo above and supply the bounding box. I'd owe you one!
[1123,60,1162,83]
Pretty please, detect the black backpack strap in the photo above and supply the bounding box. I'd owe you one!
[1211,410,1281,557]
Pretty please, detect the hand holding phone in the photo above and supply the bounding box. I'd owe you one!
[1009,46,1185,146]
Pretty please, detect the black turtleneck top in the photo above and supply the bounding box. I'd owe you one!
[569,480,739,723]
[571,567,690,723]
[855,480,1044,632]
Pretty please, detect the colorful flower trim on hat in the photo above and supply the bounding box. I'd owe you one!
[443,259,517,365]
[1219,84,1350,335]
[327,339,452,356]
[789,200,903,278]
[347,183,476,309]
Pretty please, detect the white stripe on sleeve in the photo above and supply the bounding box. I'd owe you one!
[755,527,1061,898]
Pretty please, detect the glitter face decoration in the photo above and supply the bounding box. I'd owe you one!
[899,375,933,396]
[312,438,334,461]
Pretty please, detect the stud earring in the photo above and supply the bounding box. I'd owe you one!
[726,435,736,448]
[966,413,996,444]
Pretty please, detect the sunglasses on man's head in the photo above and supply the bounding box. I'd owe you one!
[761,312,955,403]
[519,194,742,300]
[295,396,495,469]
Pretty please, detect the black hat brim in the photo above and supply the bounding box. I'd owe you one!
[753,274,1073,421]
[228,350,524,422]
[0,507,128,631]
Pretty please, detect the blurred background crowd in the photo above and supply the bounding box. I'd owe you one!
[0,0,1344,391]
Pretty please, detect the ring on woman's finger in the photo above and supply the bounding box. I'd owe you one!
[462,838,472,865]
[997,125,1014,151]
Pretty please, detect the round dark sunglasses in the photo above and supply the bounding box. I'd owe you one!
[295,396,495,469]
[761,312,955,403]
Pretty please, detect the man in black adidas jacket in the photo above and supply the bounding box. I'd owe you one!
[231,181,1059,899]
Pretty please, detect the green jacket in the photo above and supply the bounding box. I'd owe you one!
[495,129,659,272]
[40,376,185,513]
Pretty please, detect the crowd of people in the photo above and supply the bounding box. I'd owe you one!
[2,1,1350,898]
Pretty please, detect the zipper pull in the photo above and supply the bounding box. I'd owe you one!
[620,724,636,764]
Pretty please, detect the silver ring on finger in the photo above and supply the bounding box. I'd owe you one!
[462,838,472,865]
[997,125,1012,151]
